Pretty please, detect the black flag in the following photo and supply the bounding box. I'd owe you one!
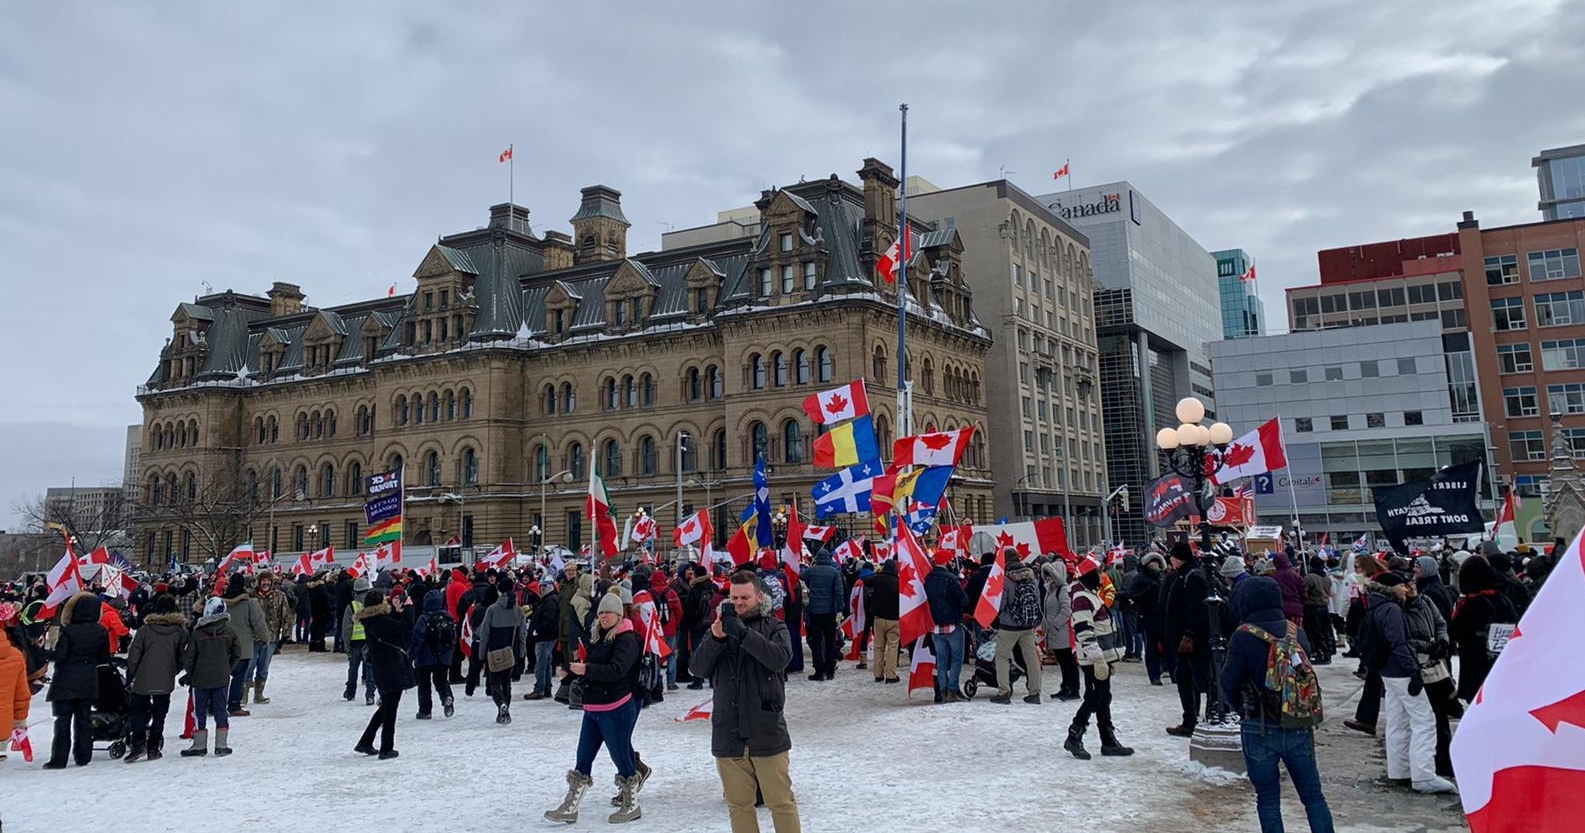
[1373,460,1485,552]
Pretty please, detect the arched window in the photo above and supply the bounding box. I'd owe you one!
[313,411,324,439]
[462,447,478,486]
[348,461,363,495]
[461,388,474,419]
[1008,211,1021,251]
[562,383,575,413]
[641,373,654,406]
[270,466,282,499]
[817,346,834,383]
[269,416,278,443]
[680,433,698,472]
[603,439,622,477]
[190,421,200,446]
[388,454,402,477]
[534,444,550,481]
[783,420,803,464]
[177,423,186,448]
[298,414,310,441]
[687,368,702,402]
[639,435,657,476]
[413,394,425,425]
[605,378,619,410]
[355,406,368,436]
[320,463,335,498]
[970,371,981,404]
[166,473,178,506]
[1025,220,1036,258]
[750,421,769,462]
[709,365,724,399]
[772,352,788,387]
[569,443,585,479]
[428,392,440,423]
[444,390,456,421]
[922,358,935,396]
[325,412,334,439]
[246,470,258,503]
[149,475,162,505]
[1040,229,1051,266]
[872,345,887,381]
[425,451,441,486]
[876,414,892,458]
[712,429,727,471]
[794,349,809,385]
[544,385,557,415]
[624,374,637,409]
[256,418,266,445]
[751,354,766,390]
[185,471,197,500]
[294,465,308,498]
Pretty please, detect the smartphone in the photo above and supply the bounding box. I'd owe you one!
[719,600,732,617]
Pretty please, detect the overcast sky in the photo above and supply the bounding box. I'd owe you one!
[2,0,1580,528]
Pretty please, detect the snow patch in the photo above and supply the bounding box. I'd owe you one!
[1174,757,1246,787]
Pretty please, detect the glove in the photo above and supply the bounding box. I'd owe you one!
[1408,678,1423,697]
[722,613,747,639]
[1178,636,1195,654]
[1080,645,1103,665]
[1093,662,1111,681]
[178,674,191,688]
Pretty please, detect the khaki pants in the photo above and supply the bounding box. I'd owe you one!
[716,750,801,833]
[871,618,901,681]
[995,627,1042,696]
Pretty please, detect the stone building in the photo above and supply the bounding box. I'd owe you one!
[134,160,993,566]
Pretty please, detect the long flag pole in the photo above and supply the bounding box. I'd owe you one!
[897,103,911,438]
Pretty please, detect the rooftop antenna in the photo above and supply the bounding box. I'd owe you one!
[998,165,1015,179]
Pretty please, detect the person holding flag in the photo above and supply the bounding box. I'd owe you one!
[924,549,968,702]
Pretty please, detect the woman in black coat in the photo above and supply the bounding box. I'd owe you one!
[1449,557,1518,704]
[307,576,332,652]
[45,592,111,768]
[353,590,415,759]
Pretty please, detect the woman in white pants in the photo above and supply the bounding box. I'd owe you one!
[1358,572,1456,794]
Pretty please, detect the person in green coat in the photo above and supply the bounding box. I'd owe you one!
[123,594,189,762]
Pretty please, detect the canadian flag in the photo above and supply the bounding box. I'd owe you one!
[872,541,893,562]
[1451,529,1585,832]
[416,556,440,578]
[674,510,714,548]
[1210,417,1289,485]
[214,542,256,585]
[937,524,971,560]
[633,514,658,544]
[477,539,517,569]
[781,499,807,578]
[371,542,401,571]
[974,547,1008,628]
[841,580,866,659]
[893,426,975,468]
[907,636,937,698]
[1239,263,1256,282]
[347,551,373,579]
[632,590,672,659]
[1492,491,1520,540]
[895,525,935,646]
[674,698,713,723]
[9,726,34,763]
[293,545,335,577]
[802,524,836,543]
[876,228,911,284]
[498,145,512,163]
[833,538,864,564]
[801,379,871,425]
[970,518,1073,563]
[458,606,475,660]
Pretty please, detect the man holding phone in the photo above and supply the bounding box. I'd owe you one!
[690,572,801,833]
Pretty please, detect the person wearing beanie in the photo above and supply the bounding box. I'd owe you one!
[341,577,377,704]
[754,550,788,622]
[123,594,189,762]
[991,548,1044,705]
[1040,560,1080,702]
[545,585,645,824]
[483,578,527,723]
[865,559,903,684]
[0,602,31,770]
[646,569,685,692]
[924,549,969,703]
[1356,572,1453,793]
[1485,551,1532,618]
[43,592,111,768]
[1161,542,1211,736]
[410,588,458,720]
[1065,554,1132,759]
[354,589,416,760]
[181,597,241,758]
[526,575,563,700]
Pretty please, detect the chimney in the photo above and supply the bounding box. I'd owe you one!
[1457,210,1480,230]
[569,185,630,264]
[267,281,305,316]
[857,158,899,225]
[488,203,532,235]
[542,230,574,271]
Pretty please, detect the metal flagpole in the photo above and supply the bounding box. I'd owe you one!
[897,103,911,438]
[1279,418,1302,544]
[508,143,514,209]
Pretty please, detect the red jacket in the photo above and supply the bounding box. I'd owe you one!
[649,573,683,639]
[445,571,469,621]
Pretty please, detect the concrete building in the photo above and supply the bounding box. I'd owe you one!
[44,486,130,537]
[124,424,141,488]
[1534,144,1585,221]
[1212,249,1265,339]
[1035,182,1222,546]
[1209,321,1495,543]
[910,180,1107,544]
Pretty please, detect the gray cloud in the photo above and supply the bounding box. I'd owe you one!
[2,0,1579,526]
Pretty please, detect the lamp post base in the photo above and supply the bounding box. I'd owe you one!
[1188,721,1245,775]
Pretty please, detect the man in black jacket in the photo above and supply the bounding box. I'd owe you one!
[924,551,969,702]
[690,572,800,833]
[1161,543,1211,736]
[866,560,901,683]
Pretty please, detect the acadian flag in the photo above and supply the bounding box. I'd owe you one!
[363,469,404,547]
[726,504,757,566]
[813,414,880,468]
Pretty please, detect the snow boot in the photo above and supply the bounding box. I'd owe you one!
[1022,693,1041,705]
[228,706,250,717]
[1099,726,1135,757]
[934,686,944,704]
[180,730,208,757]
[379,749,400,760]
[354,741,378,756]
[123,735,146,763]
[365,691,376,706]
[611,754,653,805]
[1064,727,1092,760]
[253,681,270,704]
[214,728,232,756]
[443,698,455,718]
[497,703,512,725]
[544,769,593,824]
[145,737,164,762]
[608,774,643,823]
[416,711,432,720]
[989,692,1012,705]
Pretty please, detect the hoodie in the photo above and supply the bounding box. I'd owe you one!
[1414,555,1455,624]
[1041,561,1073,637]
[1271,553,1307,621]
[1220,578,1313,724]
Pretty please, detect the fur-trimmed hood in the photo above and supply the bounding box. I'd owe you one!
[61,591,100,625]
[354,601,392,621]
[223,593,250,606]
[141,612,189,628]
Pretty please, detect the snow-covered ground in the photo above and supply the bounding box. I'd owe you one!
[1,648,1463,832]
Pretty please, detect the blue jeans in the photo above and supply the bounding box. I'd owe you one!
[933,629,964,693]
[194,685,229,730]
[1121,610,1143,656]
[575,697,640,778]
[252,640,278,683]
[664,636,678,686]
[534,639,557,695]
[227,656,255,711]
[1241,721,1335,833]
[345,643,373,698]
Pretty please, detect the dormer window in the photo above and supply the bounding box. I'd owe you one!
[781,266,795,294]
[695,288,709,313]
[803,262,817,291]
[264,352,276,374]
[424,292,434,311]
[614,302,627,327]
[780,233,793,252]
[554,309,566,334]
[630,297,642,322]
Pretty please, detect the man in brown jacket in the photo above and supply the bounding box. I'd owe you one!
[250,571,293,704]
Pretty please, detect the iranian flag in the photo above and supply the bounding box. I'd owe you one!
[896,524,935,646]
[1210,417,1289,485]
[588,467,620,559]
[973,547,1008,628]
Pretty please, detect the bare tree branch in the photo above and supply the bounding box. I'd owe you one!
[132,469,285,566]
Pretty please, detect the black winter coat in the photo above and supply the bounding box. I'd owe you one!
[1355,586,1420,680]
[1163,564,1211,658]
[802,554,846,615]
[47,593,110,702]
[866,563,900,620]
[1129,565,1165,633]
[409,591,454,668]
[924,565,967,626]
[529,591,561,641]
[359,603,416,693]
[689,599,793,759]
[686,576,718,632]
[581,621,641,708]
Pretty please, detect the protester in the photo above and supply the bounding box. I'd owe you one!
[991,549,1043,705]
[1065,554,1132,759]
[1129,552,1167,685]
[0,603,30,764]
[1401,577,1455,779]
[1040,559,1079,702]
[484,577,527,724]
[528,575,562,700]
[410,589,456,719]
[182,597,242,757]
[217,574,268,717]
[684,563,717,690]
[865,559,901,684]
[123,593,189,762]
[1484,550,1532,619]
[1356,572,1453,794]
[352,589,413,759]
[802,548,844,682]
[251,571,292,705]
[44,592,110,768]
[924,549,968,703]
[1302,556,1334,664]
[307,574,332,652]
[690,572,799,833]
[1162,542,1210,735]
[341,577,377,703]
[1220,577,1335,833]
[1449,556,1518,706]
[545,587,645,824]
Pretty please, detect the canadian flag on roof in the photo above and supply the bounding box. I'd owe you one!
[893,426,975,468]
[895,525,935,646]
[802,379,870,425]
[1451,528,1585,832]
[1210,417,1289,485]
[876,228,911,284]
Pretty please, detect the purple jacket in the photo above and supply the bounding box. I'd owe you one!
[1271,553,1306,621]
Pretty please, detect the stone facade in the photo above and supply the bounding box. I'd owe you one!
[134,162,993,566]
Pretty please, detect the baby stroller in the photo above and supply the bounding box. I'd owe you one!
[91,659,130,759]
[962,629,1029,700]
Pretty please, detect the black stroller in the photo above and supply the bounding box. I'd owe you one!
[91,659,130,759]
[962,629,1029,699]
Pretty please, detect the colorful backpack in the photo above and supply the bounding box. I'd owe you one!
[1237,623,1324,729]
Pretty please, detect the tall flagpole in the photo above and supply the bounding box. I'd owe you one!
[508,143,514,210]
[897,103,911,439]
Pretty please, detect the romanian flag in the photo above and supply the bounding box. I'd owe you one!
[364,516,402,547]
[812,414,880,468]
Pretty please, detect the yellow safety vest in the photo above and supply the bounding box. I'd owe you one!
[350,600,365,642]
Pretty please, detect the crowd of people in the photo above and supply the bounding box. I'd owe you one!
[0,533,1558,833]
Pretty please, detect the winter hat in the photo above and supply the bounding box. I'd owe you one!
[1251,557,1274,575]
[1414,556,1439,578]
[496,578,515,596]
[203,597,227,618]
[153,582,169,594]
[353,577,372,593]
[1219,555,1246,578]
[1141,552,1167,572]
[1169,542,1194,563]
[225,574,248,597]
[597,587,624,616]
[1375,572,1407,588]
[1073,553,1102,579]
[390,585,407,602]
[932,548,953,566]
[618,584,634,607]
[1001,547,1023,567]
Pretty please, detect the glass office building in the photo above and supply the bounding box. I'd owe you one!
[1534,144,1585,221]
[1213,248,1265,339]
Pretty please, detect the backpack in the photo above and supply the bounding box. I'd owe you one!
[426,613,457,660]
[1001,577,1042,630]
[1237,623,1324,729]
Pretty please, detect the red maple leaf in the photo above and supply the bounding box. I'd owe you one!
[994,532,1016,552]
[921,433,953,451]
[898,562,920,597]
[1015,542,1032,560]
[680,520,695,535]
[1531,688,1585,734]
[825,393,849,414]
[1224,443,1256,468]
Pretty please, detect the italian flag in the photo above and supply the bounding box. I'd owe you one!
[587,467,620,559]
